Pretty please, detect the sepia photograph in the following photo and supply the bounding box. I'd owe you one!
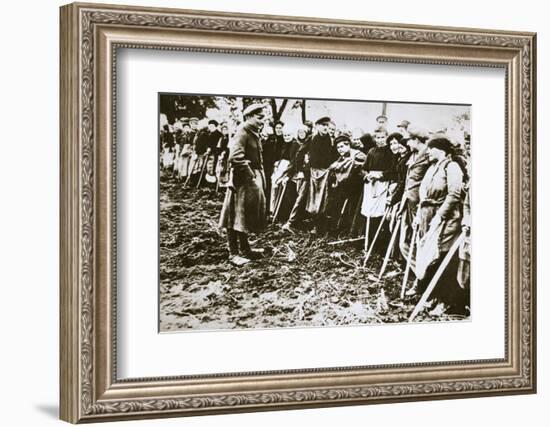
[158,93,472,332]
[57,3,537,422]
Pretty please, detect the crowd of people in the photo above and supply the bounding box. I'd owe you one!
[160,102,471,317]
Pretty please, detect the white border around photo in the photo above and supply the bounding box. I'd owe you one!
[116,48,505,379]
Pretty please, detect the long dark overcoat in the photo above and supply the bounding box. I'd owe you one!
[219,124,266,233]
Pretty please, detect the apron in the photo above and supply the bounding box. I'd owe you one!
[361,178,389,218]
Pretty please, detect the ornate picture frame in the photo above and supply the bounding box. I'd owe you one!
[60,2,536,423]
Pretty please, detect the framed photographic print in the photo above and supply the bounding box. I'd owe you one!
[60,2,537,423]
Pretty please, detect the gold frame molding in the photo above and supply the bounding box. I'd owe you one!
[60,2,536,423]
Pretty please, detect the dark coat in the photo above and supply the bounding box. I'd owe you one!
[273,134,285,163]
[194,129,210,155]
[359,133,376,154]
[218,134,229,156]
[219,124,266,233]
[184,130,196,147]
[284,136,310,178]
[308,133,336,170]
[205,129,224,152]
[389,152,412,205]
[329,149,367,192]
[281,139,300,162]
[262,135,277,174]
[403,148,431,213]
[161,131,174,149]
[362,145,395,178]
[326,149,366,233]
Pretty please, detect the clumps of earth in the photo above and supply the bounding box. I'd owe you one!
[159,172,464,332]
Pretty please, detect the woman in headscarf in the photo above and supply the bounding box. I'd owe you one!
[387,132,411,210]
[278,125,311,230]
[214,122,231,190]
[270,126,296,214]
[176,120,193,181]
[384,132,411,257]
[160,124,175,170]
[414,136,467,315]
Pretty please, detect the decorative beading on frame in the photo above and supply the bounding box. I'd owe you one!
[80,9,96,413]
[520,43,534,385]
[78,8,534,416]
[85,10,531,48]
[87,377,530,415]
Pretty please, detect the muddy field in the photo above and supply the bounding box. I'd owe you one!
[159,172,463,332]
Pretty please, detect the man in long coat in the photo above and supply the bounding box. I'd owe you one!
[219,103,267,266]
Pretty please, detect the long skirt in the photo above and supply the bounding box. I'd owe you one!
[215,155,230,188]
[272,178,299,224]
[219,169,267,234]
[417,251,468,315]
[415,203,462,280]
[270,160,290,213]
[177,145,193,178]
[161,148,174,168]
[177,155,191,178]
[457,230,471,290]
[203,153,218,184]
[399,210,417,273]
[189,153,206,176]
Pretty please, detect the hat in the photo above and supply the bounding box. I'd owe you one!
[334,135,351,145]
[397,120,410,129]
[408,126,429,142]
[315,116,331,125]
[208,119,219,126]
[242,103,266,118]
[179,118,190,126]
[189,117,199,123]
[428,137,455,155]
